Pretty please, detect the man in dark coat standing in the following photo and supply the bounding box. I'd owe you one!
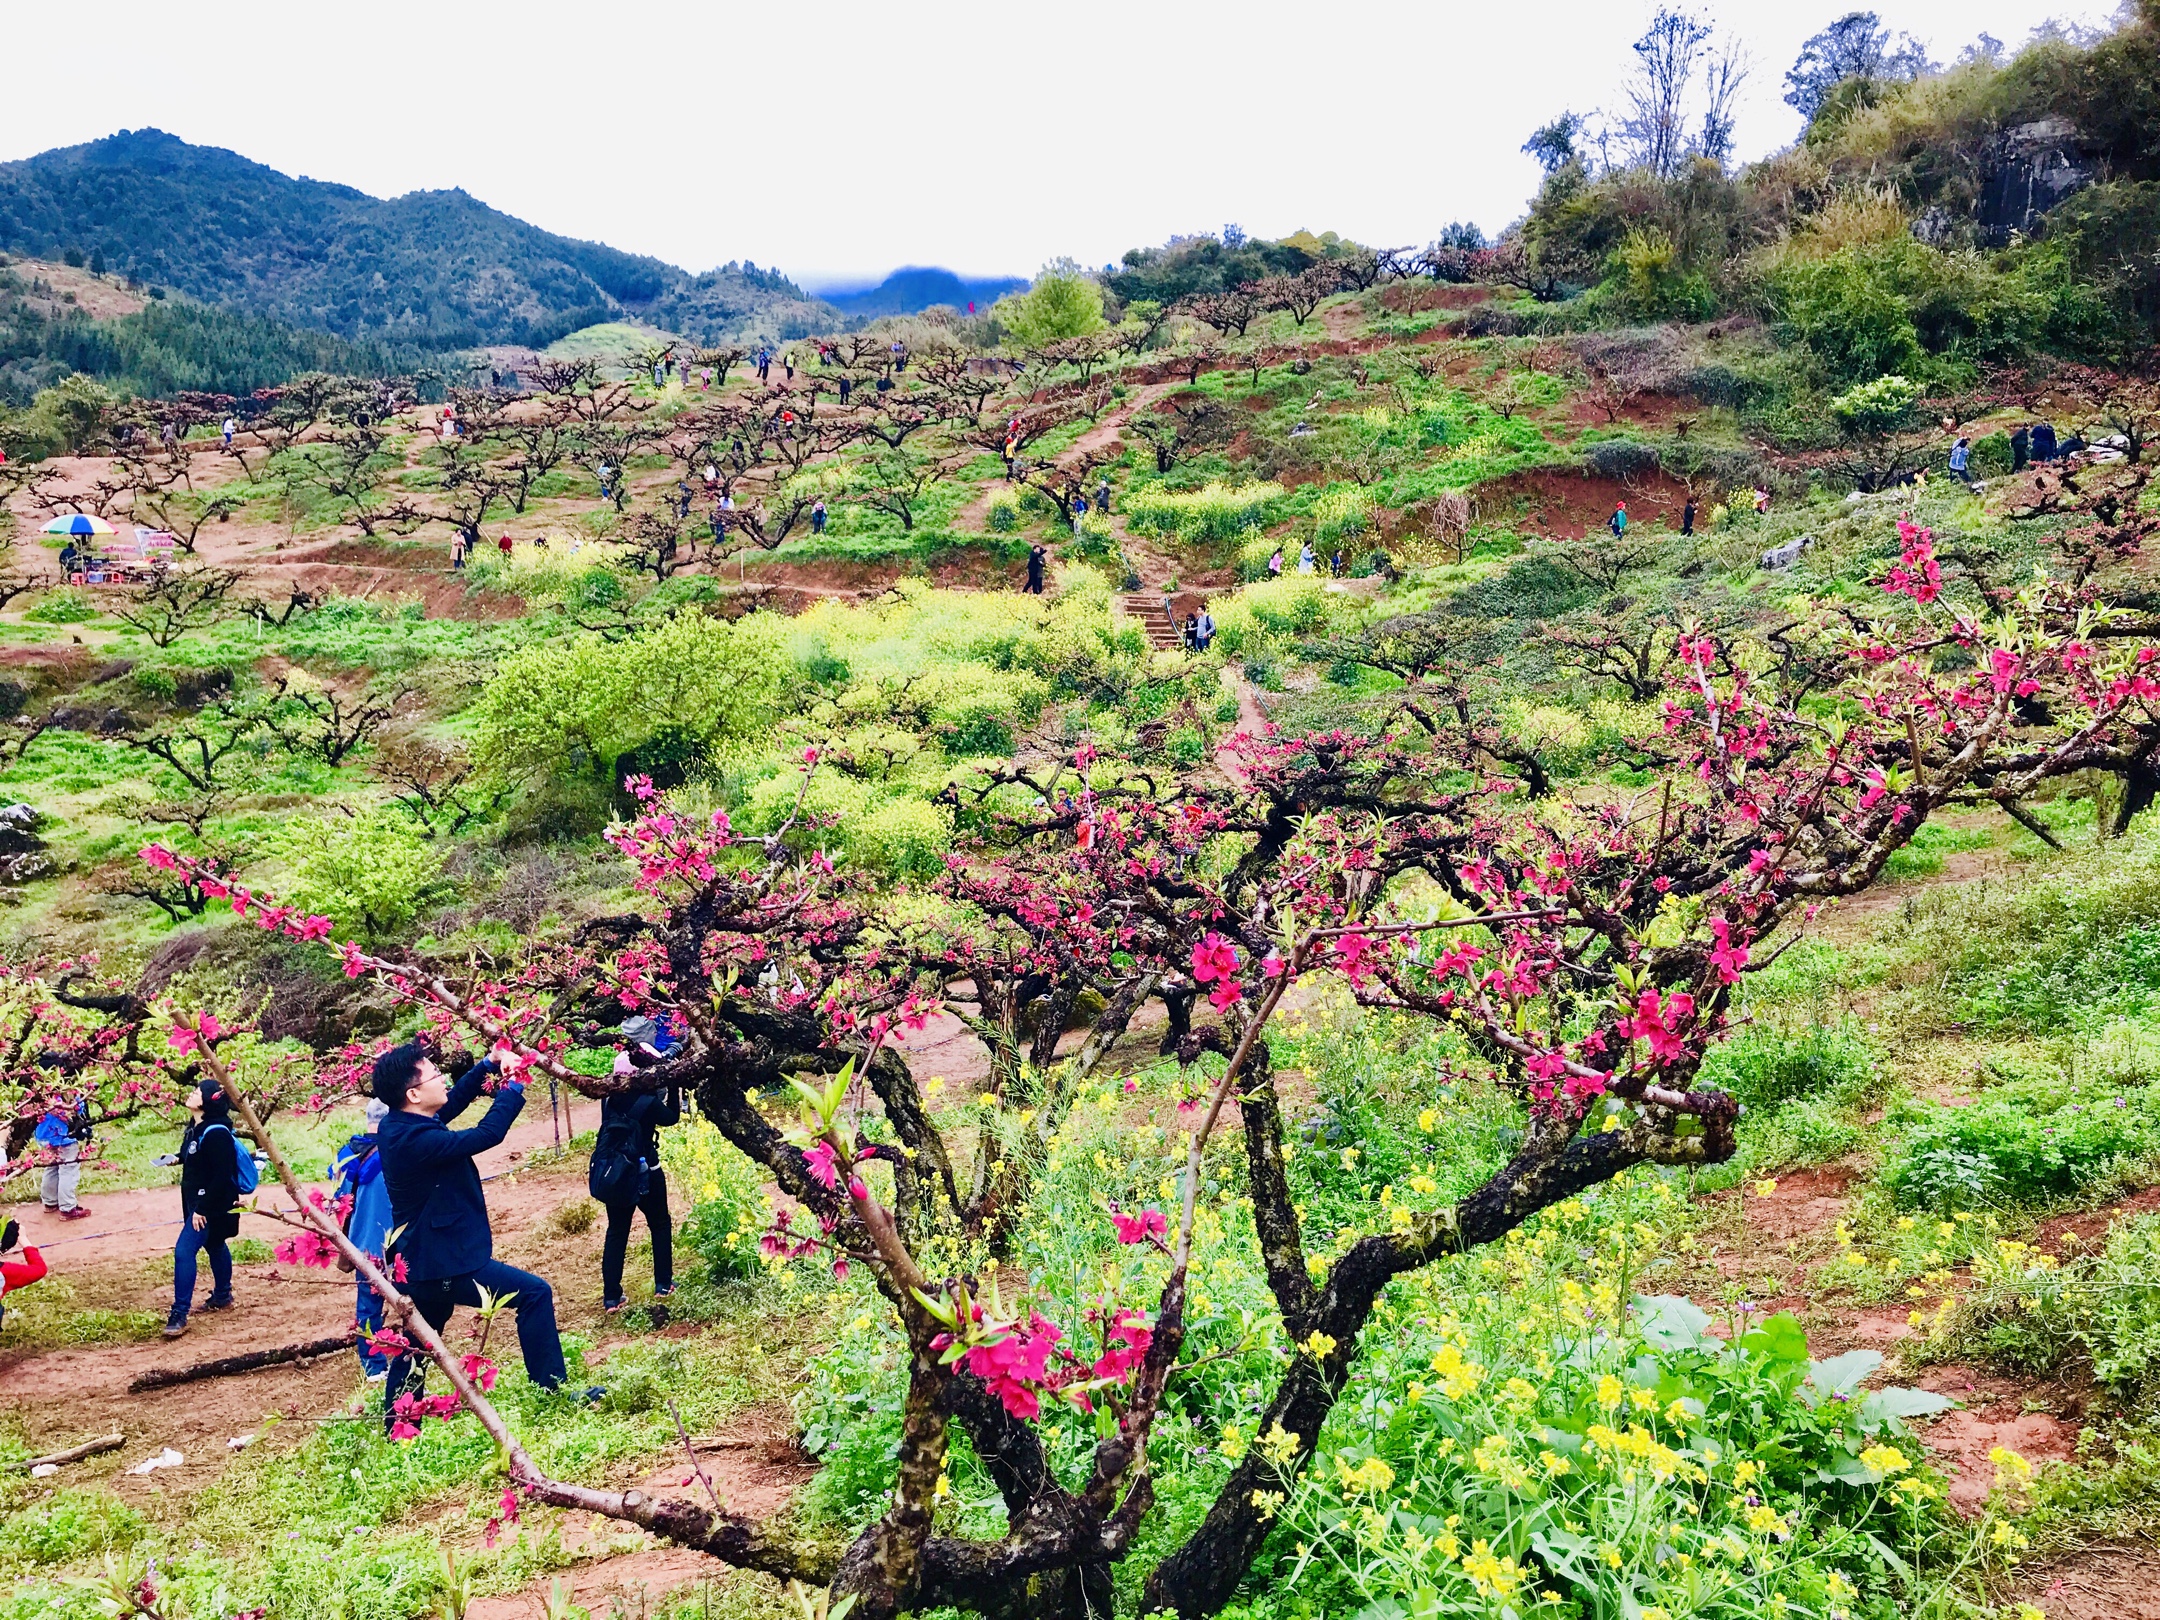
[373,1041,580,1419]
[1025,543,1047,594]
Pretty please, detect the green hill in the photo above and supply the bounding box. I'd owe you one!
[0,129,840,352]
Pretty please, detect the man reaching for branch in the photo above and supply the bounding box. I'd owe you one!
[372,1041,593,1426]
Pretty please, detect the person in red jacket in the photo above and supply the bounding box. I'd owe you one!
[0,1219,49,1332]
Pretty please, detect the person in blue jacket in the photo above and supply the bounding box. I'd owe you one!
[372,1041,586,1421]
[330,1099,394,1379]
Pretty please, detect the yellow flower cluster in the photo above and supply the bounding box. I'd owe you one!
[1333,1455,1396,1495]
[1430,1341,1485,1400]
[1459,1539,1523,1598]
[1585,1423,1688,1484]
[1257,1422,1301,1467]
[1472,1433,1534,1492]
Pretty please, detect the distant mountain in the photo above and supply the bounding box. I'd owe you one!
[0,129,839,352]
[820,267,1026,319]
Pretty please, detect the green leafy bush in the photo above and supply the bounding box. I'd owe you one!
[1884,1077,2158,1210]
[1943,1213,2160,1407]
[1696,1019,1876,1112]
[24,587,97,624]
[273,807,447,940]
[0,1489,145,1565]
[1829,373,1923,437]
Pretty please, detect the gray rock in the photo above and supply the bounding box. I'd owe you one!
[1759,534,1816,571]
[0,803,51,885]
[1977,118,2098,246]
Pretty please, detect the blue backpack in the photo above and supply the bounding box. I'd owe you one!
[205,1123,261,1195]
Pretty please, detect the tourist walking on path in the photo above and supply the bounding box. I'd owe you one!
[1026,543,1047,594]
[164,1082,248,1339]
[1949,436,1973,484]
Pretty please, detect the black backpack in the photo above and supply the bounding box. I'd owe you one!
[587,1119,644,1206]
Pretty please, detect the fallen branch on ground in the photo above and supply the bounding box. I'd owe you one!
[128,1334,356,1392]
[16,1434,124,1470]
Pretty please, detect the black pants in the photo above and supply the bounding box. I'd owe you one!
[601,1167,673,1306]
[384,1258,567,1422]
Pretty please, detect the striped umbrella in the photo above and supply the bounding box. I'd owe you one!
[41,514,114,536]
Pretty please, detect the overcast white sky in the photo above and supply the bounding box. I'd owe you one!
[0,0,2125,293]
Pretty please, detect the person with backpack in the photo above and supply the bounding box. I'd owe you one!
[330,1100,394,1379]
[593,1053,681,1312]
[35,1094,93,1222]
[1609,502,1628,539]
[0,1218,48,1333]
[165,1081,254,1338]
[373,1041,590,1421]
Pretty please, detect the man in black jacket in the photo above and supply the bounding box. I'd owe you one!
[373,1041,580,1419]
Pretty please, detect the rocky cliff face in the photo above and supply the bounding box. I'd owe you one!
[1977,118,2101,244]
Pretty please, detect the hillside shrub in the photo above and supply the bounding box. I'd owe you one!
[1970,430,2013,477]
[1829,373,1923,437]
[1310,486,1372,548]
[1763,252,1925,385]
[1603,227,1720,320]
[1695,1018,1877,1113]
[1580,439,1662,481]
[1068,512,1118,561]
[984,490,1022,533]
[1125,481,1284,543]
[472,612,787,782]
[1883,1076,2159,1210]
[272,808,447,941]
